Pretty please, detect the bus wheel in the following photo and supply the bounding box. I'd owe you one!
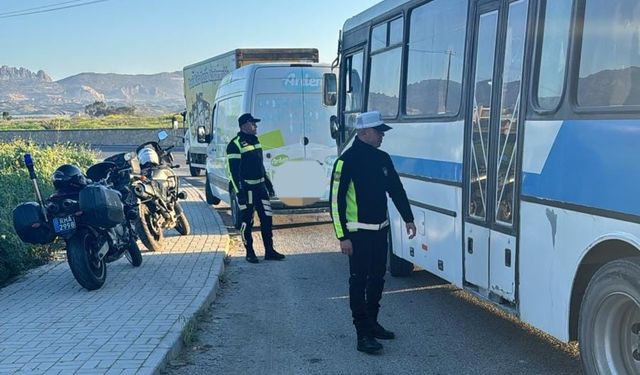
[579,257,640,375]
[387,231,413,277]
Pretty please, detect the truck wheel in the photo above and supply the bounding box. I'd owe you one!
[66,229,106,291]
[187,153,201,176]
[388,231,413,277]
[579,257,640,375]
[205,173,221,205]
[230,190,243,230]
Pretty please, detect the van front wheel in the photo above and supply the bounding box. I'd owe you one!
[579,257,640,375]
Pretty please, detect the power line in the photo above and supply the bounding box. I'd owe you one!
[0,0,88,16]
[0,0,111,19]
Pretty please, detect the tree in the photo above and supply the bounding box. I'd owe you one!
[1,111,10,120]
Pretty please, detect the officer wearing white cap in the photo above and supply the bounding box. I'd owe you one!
[329,110,417,354]
[226,113,284,263]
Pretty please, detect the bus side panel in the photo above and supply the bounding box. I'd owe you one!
[382,120,464,286]
[519,202,640,341]
[519,119,640,341]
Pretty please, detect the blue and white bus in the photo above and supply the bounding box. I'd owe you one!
[323,0,640,372]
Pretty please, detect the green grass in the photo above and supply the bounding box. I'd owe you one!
[0,114,182,131]
[0,140,97,287]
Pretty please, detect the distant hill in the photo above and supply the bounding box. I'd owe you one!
[0,65,184,116]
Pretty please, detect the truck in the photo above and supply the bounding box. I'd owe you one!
[182,48,319,176]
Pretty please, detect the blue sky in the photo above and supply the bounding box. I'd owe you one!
[1,0,377,80]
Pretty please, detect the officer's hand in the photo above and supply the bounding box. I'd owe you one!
[406,222,417,239]
[267,187,276,198]
[340,239,353,256]
[236,190,247,206]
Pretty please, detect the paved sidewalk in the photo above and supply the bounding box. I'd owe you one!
[0,184,227,375]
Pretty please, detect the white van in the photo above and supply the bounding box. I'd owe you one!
[201,63,336,227]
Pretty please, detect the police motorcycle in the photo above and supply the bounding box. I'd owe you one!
[12,153,143,291]
[132,130,190,252]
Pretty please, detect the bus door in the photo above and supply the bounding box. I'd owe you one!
[463,0,528,303]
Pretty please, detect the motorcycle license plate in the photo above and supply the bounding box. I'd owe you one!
[53,215,76,234]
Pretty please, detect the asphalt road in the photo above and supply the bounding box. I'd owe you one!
[94,146,581,374]
[164,178,582,375]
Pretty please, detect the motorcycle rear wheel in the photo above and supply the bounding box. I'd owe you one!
[135,204,164,252]
[175,202,191,236]
[67,229,106,291]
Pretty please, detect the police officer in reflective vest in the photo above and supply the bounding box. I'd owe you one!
[227,113,285,263]
[330,111,416,354]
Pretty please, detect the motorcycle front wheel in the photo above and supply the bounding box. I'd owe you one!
[66,229,106,291]
[174,202,191,236]
[125,237,143,267]
[135,204,164,252]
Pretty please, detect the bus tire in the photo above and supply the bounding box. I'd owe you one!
[205,173,221,205]
[229,190,243,230]
[388,231,413,277]
[579,256,640,375]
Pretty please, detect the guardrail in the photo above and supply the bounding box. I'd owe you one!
[0,128,185,147]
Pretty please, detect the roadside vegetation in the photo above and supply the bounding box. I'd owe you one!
[0,114,181,131]
[0,140,96,286]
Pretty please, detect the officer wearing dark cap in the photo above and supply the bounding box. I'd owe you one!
[330,111,416,354]
[226,113,285,263]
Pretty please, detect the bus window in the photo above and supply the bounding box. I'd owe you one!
[368,48,402,117]
[535,0,573,111]
[371,23,387,51]
[405,0,468,117]
[495,0,528,226]
[368,17,403,118]
[389,18,404,45]
[578,0,640,108]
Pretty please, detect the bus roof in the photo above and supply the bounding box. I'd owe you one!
[343,0,408,32]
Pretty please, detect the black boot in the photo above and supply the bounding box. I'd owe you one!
[357,335,383,354]
[246,250,259,263]
[264,249,285,260]
[372,322,395,340]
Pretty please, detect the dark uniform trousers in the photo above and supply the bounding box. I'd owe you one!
[239,184,273,254]
[348,228,389,337]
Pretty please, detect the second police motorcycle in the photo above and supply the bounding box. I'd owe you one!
[132,130,191,252]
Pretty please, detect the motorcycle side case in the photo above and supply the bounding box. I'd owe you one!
[79,185,125,228]
[12,202,56,244]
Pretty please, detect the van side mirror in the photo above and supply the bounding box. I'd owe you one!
[197,126,211,143]
[329,115,339,139]
[323,73,337,106]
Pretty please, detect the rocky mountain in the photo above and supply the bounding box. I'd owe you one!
[0,65,184,116]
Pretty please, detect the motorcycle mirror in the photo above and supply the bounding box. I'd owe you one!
[158,130,169,142]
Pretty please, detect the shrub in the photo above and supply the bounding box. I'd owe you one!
[0,140,96,286]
